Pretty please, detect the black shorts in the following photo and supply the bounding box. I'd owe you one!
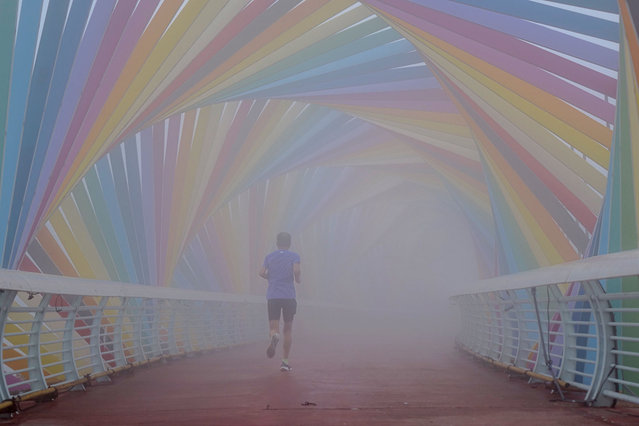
[267,298,297,322]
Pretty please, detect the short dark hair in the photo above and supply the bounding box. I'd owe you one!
[276,232,291,248]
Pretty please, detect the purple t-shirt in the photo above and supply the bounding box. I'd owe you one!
[263,249,300,299]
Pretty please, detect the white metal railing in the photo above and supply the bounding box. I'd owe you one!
[452,249,639,407]
[0,269,265,411]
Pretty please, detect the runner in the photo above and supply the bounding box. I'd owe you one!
[259,232,301,371]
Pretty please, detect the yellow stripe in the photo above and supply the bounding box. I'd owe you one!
[165,0,358,116]
[455,68,604,214]
[475,124,577,264]
[624,40,639,237]
[376,11,611,167]
[164,109,197,286]
[122,0,249,130]
[54,1,186,218]
[398,29,608,194]
[330,104,473,138]
[60,197,109,279]
[48,209,96,278]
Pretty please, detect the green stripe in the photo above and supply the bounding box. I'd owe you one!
[83,168,131,282]
[0,1,18,176]
[72,182,120,281]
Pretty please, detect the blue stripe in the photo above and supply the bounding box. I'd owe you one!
[83,167,130,282]
[548,0,618,14]
[125,139,150,285]
[212,22,405,100]
[15,0,93,265]
[96,160,138,283]
[228,40,419,99]
[0,1,43,266]
[219,57,428,102]
[0,0,18,181]
[109,140,145,284]
[450,0,619,42]
[5,0,70,267]
[139,129,157,286]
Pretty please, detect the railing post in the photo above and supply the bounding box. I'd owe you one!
[111,297,127,367]
[462,294,480,352]
[547,284,570,382]
[30,294,52,392]
[62,295,84,386]
[168,300,178,356]
[582,280,617,407]
[88,296,109,380]
[508,289,528,369]
[182,301,194,353]
[474,294,489,356]
[500,290,519,365]
[0,290,17,400]
[130,298,147,362]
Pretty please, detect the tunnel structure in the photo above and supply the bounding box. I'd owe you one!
[0,0,638,415]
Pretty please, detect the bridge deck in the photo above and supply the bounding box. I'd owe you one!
[8,318,639,425]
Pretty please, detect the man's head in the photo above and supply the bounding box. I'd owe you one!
[276,232,291,249]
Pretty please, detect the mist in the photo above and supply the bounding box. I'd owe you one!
[282,167,482,353]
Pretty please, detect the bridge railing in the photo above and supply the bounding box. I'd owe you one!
[0,269,265,408]
[451,249,639,407]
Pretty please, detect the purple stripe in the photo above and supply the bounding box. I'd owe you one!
[43,0,137,213]
[301,97,459,112]
[369,0,617,101]
[290,77,442,97]
[71,0,160,163]
[406,0,618,70]
[140,127,157,286]
[24,0,116,250]
[152,122,164,283]
[158,115,180,285]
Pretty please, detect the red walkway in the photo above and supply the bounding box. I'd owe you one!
[7,318,639,425]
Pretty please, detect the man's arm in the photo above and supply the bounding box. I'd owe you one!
[293,262,301,284]
[259,266,268,280]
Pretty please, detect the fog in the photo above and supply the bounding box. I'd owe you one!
[283,168,481,350]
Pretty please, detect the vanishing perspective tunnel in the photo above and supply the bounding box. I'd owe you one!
[0,0,638,417]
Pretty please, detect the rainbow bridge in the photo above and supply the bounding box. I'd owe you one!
[0,0,638,423]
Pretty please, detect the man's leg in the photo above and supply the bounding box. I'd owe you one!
[282,321,293,359]
[269,320,280,338]
[279,299,296,371]
[266,300,281,358]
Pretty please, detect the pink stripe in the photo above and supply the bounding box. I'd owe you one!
[70,0,160,156]
[58,0,159,199]
[289,77,441,97]
[120,0,276,139]
[189,102,252,240]
[303,89,451,102]
[158,115,180,285]
[139,127,157,285]
[20,0,117,258]
[368,0,617,98]
[38,0,137,225]
[310,98,458,112]
[152,121,165,281]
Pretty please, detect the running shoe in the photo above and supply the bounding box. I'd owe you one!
[266,334,279,358]
[280,360,292,372]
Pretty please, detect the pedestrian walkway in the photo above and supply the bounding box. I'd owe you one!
[7,318,639,425]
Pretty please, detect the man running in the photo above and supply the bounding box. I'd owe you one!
[259,232,301,372]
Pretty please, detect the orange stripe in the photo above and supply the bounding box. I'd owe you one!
[372,6,612,150]
[620,0,639,82]
[157,0,333,120]
[36,226,79,276]
[57,0,184,215]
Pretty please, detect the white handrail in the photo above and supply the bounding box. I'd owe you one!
[452,249,639,407]
[454,249,639,295]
